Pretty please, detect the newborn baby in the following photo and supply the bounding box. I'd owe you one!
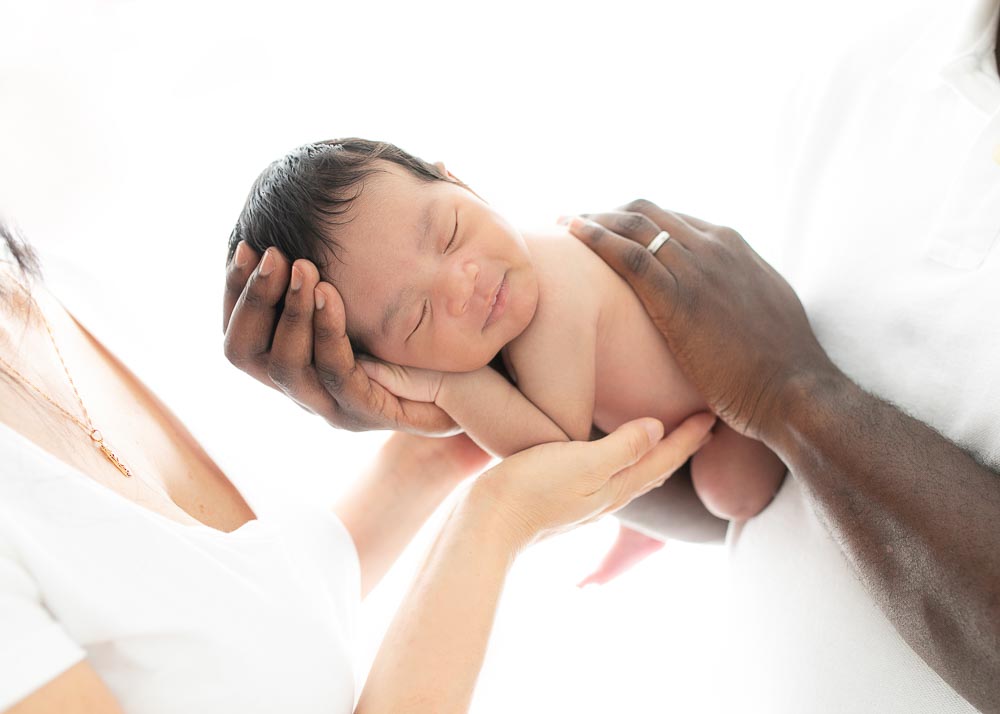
[229,139,786,577]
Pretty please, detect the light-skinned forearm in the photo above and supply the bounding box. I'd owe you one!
[437,368,570,457]
[768,370,1000,712]
[355,490,518,714]
[334,435,469,597]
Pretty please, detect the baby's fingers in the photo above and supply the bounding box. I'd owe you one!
[358,360,441,403]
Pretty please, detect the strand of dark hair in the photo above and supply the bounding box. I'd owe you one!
[0,218,42,293]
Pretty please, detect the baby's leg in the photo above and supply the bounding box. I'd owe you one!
[690,423,786,521]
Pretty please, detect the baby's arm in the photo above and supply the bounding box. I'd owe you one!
[362,300,597,457]
[435,307,599,455]
[435,367,573,457]
[358,359,578,457]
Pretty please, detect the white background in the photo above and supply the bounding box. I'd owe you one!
[1,1,915,711]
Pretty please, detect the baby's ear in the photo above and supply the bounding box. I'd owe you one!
[433,161,457,181]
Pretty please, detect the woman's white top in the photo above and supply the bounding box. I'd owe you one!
[0,422,361,713]
[0,263,361,711]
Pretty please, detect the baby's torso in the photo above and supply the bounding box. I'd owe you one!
[504,229,704,434]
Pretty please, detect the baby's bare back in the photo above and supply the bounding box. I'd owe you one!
[513,230,705,434]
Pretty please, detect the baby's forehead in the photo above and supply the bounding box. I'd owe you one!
[313,171,455,351]
[318,255,401,359]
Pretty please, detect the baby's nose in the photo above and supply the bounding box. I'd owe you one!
[443,259,480,317]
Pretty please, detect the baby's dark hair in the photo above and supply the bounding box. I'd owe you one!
[227,138,452,271]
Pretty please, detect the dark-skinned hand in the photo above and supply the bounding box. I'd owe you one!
[222,242,456,435]
[565,199,840,441]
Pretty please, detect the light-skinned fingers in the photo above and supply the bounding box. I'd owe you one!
[585,418,664,483]
[268,259,322,393]
[222,247,292,373]
[223,241,260,333]
[602,412,716,510]
[602,414,715,515]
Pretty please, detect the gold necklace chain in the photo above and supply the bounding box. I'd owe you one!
[0,283,135,479]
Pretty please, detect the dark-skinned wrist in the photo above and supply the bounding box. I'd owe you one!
[761,364,857,465]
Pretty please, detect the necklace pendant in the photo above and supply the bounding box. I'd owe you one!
[99,441,134,478]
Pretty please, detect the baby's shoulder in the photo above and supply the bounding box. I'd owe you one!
[504,228,611,367]
[522,227,620,300]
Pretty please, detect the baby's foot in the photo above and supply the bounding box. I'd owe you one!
[577,525,665,587]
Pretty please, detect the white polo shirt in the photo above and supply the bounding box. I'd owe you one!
[727,1,1000,712]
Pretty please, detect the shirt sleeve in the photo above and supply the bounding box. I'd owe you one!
[0,534,86,709]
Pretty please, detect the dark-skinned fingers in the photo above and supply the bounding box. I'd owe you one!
[311,282,363,397]
[223,241,259,333]
[310,283,390,429]
[617,198,676,229]
[268,259,322,394]
[615,199,708,241]
[222,247,292,376]
[567,217,683,336]
[615,197,716,235]
[576,210,662,247]
[664,211,749,260]
[672,210,719,233]
[616,199,702,246]
[309,283,458,434]
[567,216,673,284]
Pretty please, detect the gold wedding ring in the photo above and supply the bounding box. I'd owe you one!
[645,230,671,255]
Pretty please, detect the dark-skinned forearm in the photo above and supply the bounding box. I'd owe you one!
[767,369,1000,712]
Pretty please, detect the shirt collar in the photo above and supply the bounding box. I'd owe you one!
[889,0,999,111]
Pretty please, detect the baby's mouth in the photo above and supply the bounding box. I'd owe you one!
[483,271,509,331]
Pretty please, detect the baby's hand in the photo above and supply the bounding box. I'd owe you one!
[359,359,446,404]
